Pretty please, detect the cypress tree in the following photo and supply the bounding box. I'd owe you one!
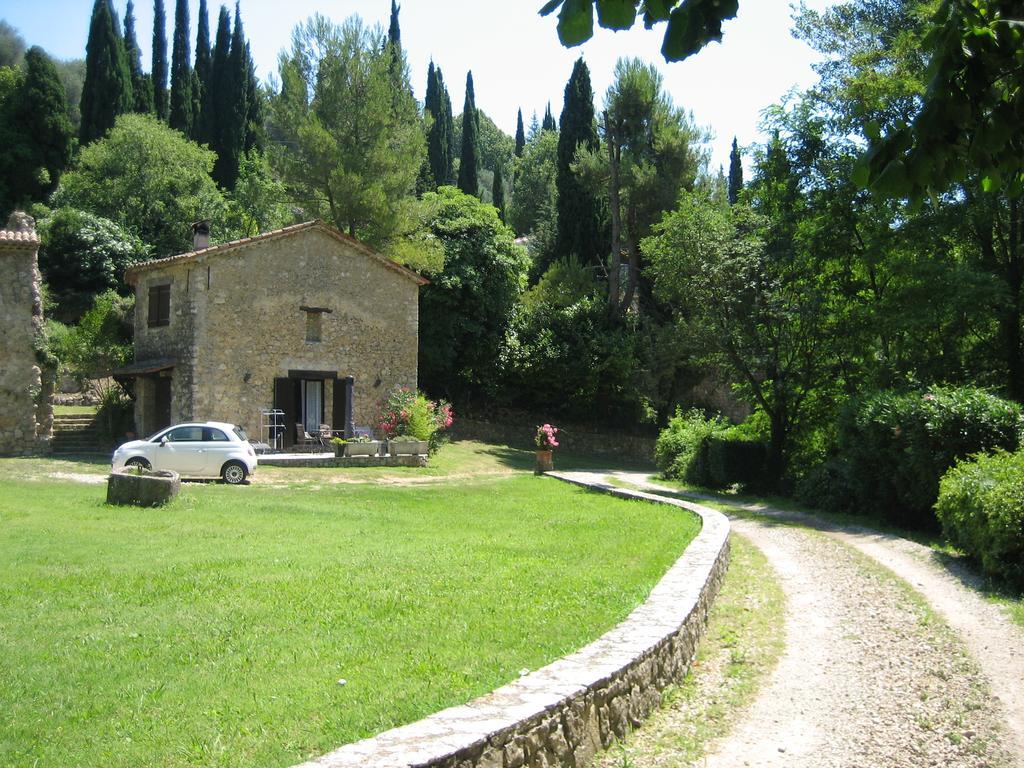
[442,73,456,180]
[514,108,525,157]
[152,0,168,119]
[492,163,506,222]
[457,71,479,197]
[541,102,556,132]
[168,0,192,133]
[123,0,152,113]
[388,0,401,48]
[425,61,453,188]
[206,5,231,174]
[192,0,211,140]
[554,58,599,268]
[214,1,248,189]
[1,46,73,208]
[728,136,743,205]
[80,0,132,144]
[244,42,263,152]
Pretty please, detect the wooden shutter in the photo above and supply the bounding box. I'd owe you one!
[273,377,295,447]
[333,376,354,438]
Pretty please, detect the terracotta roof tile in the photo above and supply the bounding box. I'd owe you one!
[124,220,428,285]
[0,228,40,245]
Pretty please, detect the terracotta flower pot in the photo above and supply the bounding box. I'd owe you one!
[535,449,554,474]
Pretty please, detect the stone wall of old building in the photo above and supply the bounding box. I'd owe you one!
[128,224,420,439]
[0,212,50,455]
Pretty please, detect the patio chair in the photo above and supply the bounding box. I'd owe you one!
[318,424,334,442]
[295,423,323,450]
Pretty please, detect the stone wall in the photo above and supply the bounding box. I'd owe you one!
[452,418,657,463]
[128,224,422,438]
[293,475,731,768]
[0,212,50,455]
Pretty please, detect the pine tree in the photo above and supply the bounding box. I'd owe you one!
[152,0,168,119]
[542,102,557,132]
[554,58,599,268]
[492,162,506,222]
[192,0,211,140]
[168,0,192,133]
[728,136,743,205]
[123,1,151,113]
[457,71,479,197]
[514,108,525,157]
[80,0,132,144]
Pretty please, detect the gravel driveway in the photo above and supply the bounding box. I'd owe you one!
[571,472,1023,768]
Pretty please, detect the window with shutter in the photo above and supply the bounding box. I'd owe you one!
[148,284,171,327]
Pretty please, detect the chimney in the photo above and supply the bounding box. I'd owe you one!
[191,219,211,251]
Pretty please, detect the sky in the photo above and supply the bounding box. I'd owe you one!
[0,0,834,172]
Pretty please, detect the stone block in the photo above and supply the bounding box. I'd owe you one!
[106,468,181,507]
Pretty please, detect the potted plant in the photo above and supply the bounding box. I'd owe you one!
[333,434,381,457]
[535,423,559,473]
[377,388,453,457]
[387,433,428,456]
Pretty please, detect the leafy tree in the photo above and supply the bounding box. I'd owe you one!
[268,14,424,249]
[152,0,168,119]
[80,0,132,144]
[0,20,26,68]
[457,71,480,196]
[48,290,134,389]
[539,0,738,61]
[224,150,293,238]
[168,0,192,133]
[727,136,742,204]
[509,129,558,237]
[123,0,152,113]
[54,58,86,130]
[418,186,528,400]
[38,207,150,321]
[554,57,600,272]
[54,113,226,256]
[514,108,526,157]
[860,0,1024,201]
[0,47,73,212]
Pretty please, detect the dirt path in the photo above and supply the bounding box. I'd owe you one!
[567,471,1022,767]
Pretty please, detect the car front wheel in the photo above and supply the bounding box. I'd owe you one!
[221,461,248,485]
[125,457,151,470]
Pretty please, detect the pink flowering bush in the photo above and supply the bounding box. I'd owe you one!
[377,388,453,452]
[535,423,559,450]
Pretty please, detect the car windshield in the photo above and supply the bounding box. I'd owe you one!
[233,426,249,442]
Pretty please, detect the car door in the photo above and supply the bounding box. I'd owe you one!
[154,425,205,475]
[200,426,233,477]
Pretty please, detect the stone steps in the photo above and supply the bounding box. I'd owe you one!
[51,414,105,453]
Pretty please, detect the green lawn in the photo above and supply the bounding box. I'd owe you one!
[0,454,695,768]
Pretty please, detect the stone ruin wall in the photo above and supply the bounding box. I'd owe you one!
[0,212,52,455]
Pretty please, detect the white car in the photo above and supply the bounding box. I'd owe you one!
[112,421,257,484]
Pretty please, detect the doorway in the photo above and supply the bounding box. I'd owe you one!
[154,376,172,431]
[299,379,324,434]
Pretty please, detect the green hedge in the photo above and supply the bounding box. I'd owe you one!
[836,387,1023,530]
[655,410,768,491]
[937,450,1024,588]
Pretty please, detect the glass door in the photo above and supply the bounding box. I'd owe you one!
[300,379,324,435]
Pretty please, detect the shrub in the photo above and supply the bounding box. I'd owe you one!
[691,429,770,492]
[655,409,726,479]
[936,450,1024,588]
[837,387,1023,530]
[655,410,769,491]
[377,388,453,453]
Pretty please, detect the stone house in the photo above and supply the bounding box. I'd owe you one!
[0,212,53,455]
[115,220,427,447]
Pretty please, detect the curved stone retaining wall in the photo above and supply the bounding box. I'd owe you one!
[294,472,731,768]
